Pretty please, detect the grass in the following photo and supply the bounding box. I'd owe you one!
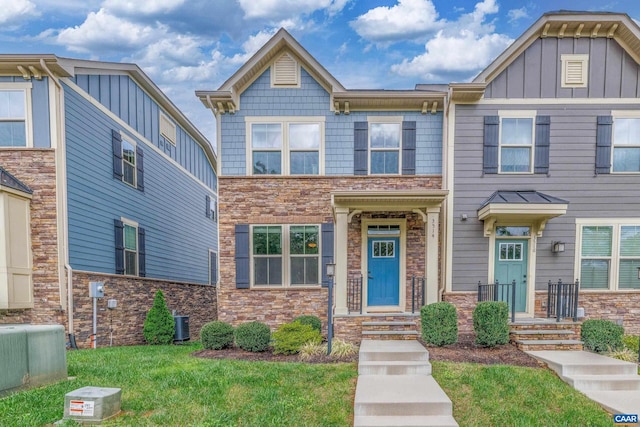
[431,361,615,426]
[0,343,356,426]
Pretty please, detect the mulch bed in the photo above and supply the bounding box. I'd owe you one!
[193,333,543,368]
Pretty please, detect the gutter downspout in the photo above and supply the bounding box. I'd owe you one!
[439,89,452,302]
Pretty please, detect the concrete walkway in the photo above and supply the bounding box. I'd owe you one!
[354,340,458,427]
[526,350,640,414]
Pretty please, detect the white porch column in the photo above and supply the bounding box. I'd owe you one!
[334,207,349,315]
[425,206,441,305]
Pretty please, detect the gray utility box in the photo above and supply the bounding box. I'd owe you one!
[173,315,190,341]
[64,386,122,423]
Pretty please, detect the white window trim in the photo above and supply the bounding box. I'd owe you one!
[575,218,640,292]
[159,111,177,146]
[121,133,137,188]
[0,83,34,148]
[497,110,536,174]
[611,111,640,174]
[121,217,139,277]
[249,224,321,288]
[367,115,403,175]
[245,116,325,176]
[561,54,589,88]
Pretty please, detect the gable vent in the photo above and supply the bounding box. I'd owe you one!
[159,112,177,145]
[272,53,299,87]
[561,54,588,88]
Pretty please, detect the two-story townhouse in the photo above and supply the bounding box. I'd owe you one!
[446,11,640,334]
[197,29,447,342]
[0,56,219,347]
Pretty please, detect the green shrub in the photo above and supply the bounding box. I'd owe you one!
[473,301,509,347]
[421,302,458,346]
[623,335,639,353]
[272,322,322,355]
[581,319,624,353]
[234,321,271,352]
[142,290,175,345]
[200,321,234,350]
[293,315,322,333]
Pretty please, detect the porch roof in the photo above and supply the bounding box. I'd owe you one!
[0,166,33,198]
[477,190,568,237]
[332,190,448,220]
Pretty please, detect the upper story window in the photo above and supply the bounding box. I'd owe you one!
[0,87,30,147]
[370,123,401,174]
[122,138,137,187]
[246,117,324,176]
[112,130,144,191]
[499,113,534,173]
[612,117,640,173]
[354,119,416,176]
[561,54,588,88]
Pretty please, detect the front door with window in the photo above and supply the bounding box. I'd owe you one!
[494,239,528,312]
[367,237,400,306]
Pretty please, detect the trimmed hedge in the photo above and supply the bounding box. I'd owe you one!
[234,321,271,352]
[200,321,234,350]
[421,302,458,346]
[581,319,624,353]
[473,301,509,347]
[143,290,175,345]
[272,322,322,355]
[293,315,322,333]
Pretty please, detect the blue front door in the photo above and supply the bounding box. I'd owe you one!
[367,237,400,306]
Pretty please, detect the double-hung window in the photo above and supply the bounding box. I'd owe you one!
[0,86,30,147]
[499,112,535,173]
[252,224,320,287]
[370,119,401,174]
[123,221,138,275]
[612,116,640,173]
[577,220,640,290]
[247,117,324,175]
[115,218,145,277]
[122,138,137,187]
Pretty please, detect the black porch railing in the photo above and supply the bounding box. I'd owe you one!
[477,280,516,323]
[547,279,580,322]
[411,276,426,313]
[347,274,363,314]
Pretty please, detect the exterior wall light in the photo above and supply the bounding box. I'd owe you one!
[552,241,565,253]
[326,263,335,278]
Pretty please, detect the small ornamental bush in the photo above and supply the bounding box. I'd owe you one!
[234,321,271,352]
[272,322,322,355]
[421,302,458,346]
[200,321,234,350]
[142,290,175,345]
[623,335,639,353]
[293,315,322,333]
[473,301,509,347]
[329,338,358,359]
[581,319,624,353]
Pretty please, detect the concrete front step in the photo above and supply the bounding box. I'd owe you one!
[363,321,417,327]
[567,374,640,391]
[354,375,453,417]
[510,330,578,340]
[354,415,458,427]
[583,390,640,415]
[526,350,639,376]
[362,330,420,340]
[514,339,583,351]
[359,339,429,362]
[359,360,432,376]
[510,320,580,330]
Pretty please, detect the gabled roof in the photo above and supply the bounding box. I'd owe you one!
[450,11,640,102]
[0,55,217,171]
[196,29,446,114]
[0,166,33,196]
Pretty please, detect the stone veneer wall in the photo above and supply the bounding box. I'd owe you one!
[71,272,217,348]
[0,150,66,327]
[218,176,442,331]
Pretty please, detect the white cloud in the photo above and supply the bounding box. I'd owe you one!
[350,0,443,43]
[238,0,349,20]
[0,0,38,26]
[508,7,528,23]
[103,0,185,15]
[228,29,278,64]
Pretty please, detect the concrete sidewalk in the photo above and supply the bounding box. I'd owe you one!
[526,350,640,414]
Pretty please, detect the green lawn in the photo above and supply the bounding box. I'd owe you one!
[0,344,619,426]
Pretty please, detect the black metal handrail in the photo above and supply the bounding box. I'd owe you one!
[411,276,426,313]
[547,279,580,322]
[347,274,363,314]
[477,280,516,323]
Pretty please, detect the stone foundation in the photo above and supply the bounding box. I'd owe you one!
[442,292,477,332]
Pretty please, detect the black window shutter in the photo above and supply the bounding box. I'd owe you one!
[235,224,250,289]
[595,116,613,175]
[402,121,416,175]
[210,251,218,286]
[321,223,334,287]
[112,130,123,179]
[534,116,550,174]
[483,116,499,174]
[138,227,146,277]
[205,195,211,218]
[114,219,124,274]
[136,146,144,191]
[354,121,368,175]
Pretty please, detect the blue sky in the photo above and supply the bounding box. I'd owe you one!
[2,0,639,142]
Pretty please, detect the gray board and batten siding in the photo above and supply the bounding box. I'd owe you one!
[0,76,51,148]
[485,37,640,99]
[219,67,443,176]
[64,82,217,284]
[452,103,640,292]
[73,74,216,192]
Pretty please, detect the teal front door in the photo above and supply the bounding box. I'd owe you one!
[367,237,400,306]
[494,239,528,312]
